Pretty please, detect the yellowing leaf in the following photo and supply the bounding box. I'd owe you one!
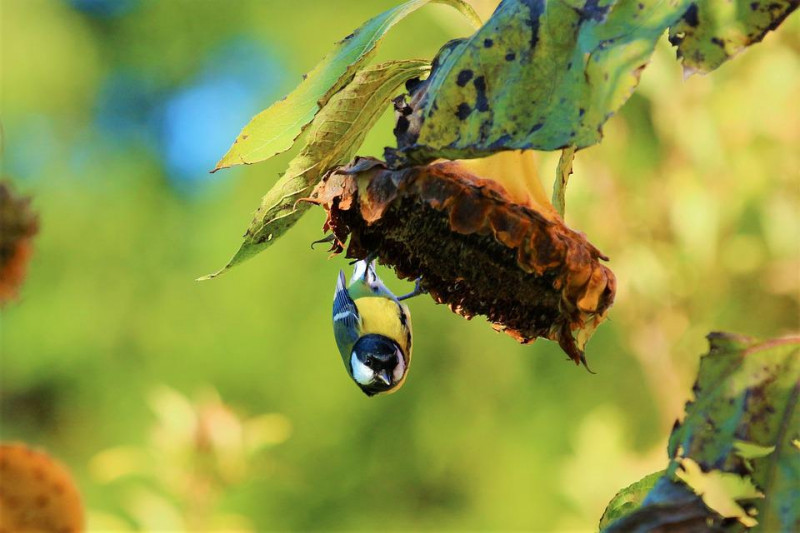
[734,440,776,460]
[213,0,480,171]
[456,150,556,217]
[669,1,799,76]
[201,60,431,279]
[675,457,763,527]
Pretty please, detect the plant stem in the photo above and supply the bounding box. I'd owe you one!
[553,145,576,218]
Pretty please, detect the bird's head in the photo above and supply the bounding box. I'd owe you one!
[349,334,407,396]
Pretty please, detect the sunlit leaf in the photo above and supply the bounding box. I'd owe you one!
[201,60,430,280]
[213,0,480,171]
[669,1,799,76]
[391,0,693,162]
[675,457,763,527]
[456,149,556,216]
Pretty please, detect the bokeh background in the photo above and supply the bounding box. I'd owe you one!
[1,0,798,530]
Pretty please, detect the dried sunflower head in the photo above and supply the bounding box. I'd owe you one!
[0,443,84,532]
[306,156,615,369]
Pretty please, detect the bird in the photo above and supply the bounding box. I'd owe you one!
[332,258,423,396]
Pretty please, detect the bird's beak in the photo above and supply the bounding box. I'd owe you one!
[377,370,392,386]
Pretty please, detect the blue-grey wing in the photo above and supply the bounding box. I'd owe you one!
[333,270,360,358]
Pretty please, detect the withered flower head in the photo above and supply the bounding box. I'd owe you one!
[0,181,39,305]
[306,157,616,369]
[0,443,85,532]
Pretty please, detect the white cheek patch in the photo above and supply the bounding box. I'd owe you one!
[350,352,375,385]
[392,349,406,382]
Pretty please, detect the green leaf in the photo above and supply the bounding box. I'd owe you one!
[667,333,800,531]
[668,1,799,75]
[599,470,664,530]
[213,0,480,172]
[603,333,800,531]
[200,60,431,280]
[603,477,729,532]
[391,0,693,162]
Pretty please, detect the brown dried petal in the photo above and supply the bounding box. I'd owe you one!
[307,157,616,367]
[0,181,39,305]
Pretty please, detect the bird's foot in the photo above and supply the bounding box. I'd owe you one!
[397,277,427,301]
[349,251,378,266]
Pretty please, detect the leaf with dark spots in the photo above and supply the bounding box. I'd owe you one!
[669,0,798,75]
[522,0,544,48]
[473,76,489,112]
[388,0,697,163]
[456,69,473,86]
[212,0,480,171]
[306,157,616,368]
[387,0,796,164]
[579,0,614,22]
[455,103,472,119]
[682,3,700,27]
[602,333,800,531]
[200,61,430,279]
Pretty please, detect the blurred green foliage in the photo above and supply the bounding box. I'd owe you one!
[1,0,798,530]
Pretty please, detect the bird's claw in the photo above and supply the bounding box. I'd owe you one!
[349,251,378,266]
[397,277,426,301]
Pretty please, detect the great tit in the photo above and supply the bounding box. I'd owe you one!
[332,259,418,396]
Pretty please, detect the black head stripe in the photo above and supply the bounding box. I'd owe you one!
[398,305,408,327]
[352,334,406,396]
[353,335,400,368]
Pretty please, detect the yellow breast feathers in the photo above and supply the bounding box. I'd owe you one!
[353,296,412,357]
